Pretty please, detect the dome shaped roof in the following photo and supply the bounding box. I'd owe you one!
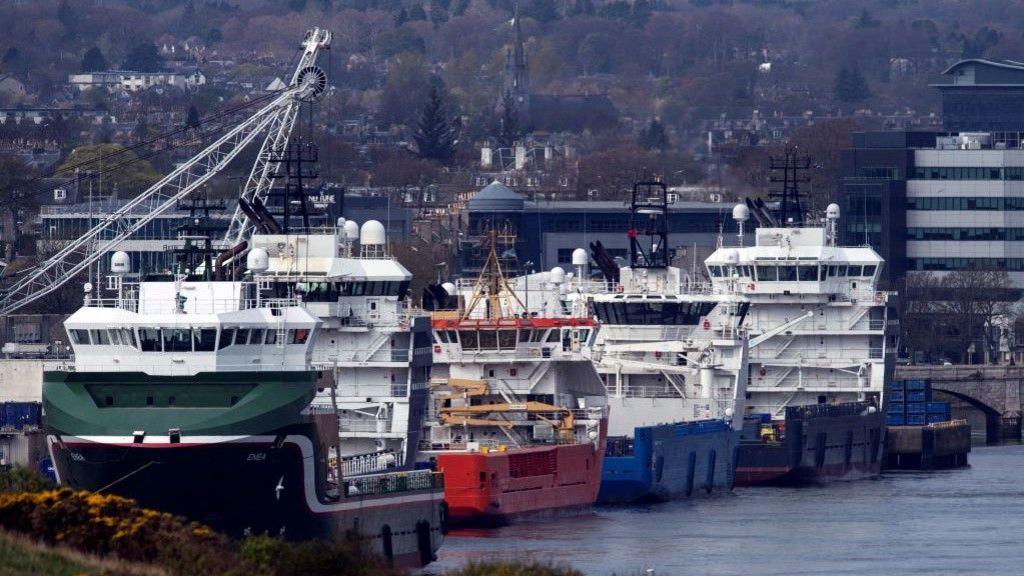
[468,180,524,211]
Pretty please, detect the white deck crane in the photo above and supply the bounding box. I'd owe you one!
[0,28,330,316]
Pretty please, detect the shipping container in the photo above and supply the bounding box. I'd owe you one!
[889,390,905,402]
[887,413,906,426]
[906,403,927,414]
[906,390,932,403]
[907,413,927,425]
[926,414,950,424]
[888,380,907,392]
[887,402,905,414]
[0,403,42,430]
[926,402,950,414]
[905,380,929,391]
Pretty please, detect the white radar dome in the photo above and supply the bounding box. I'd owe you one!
[549,267,565,284]
[826,203,841,220]
[441,282,456,295]
[725,408,735,418]
[110,251,131,275]
[343,220,360,241]
[360,220,386,245]
[336,217,346,228]
[571,248,589,267]
[732,203,750,222]
[247,247,269,273]
[724,249,740,265]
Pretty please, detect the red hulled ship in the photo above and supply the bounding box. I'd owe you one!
[420,233,609,526]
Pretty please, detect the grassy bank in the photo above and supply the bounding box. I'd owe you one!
[0,467,581,576]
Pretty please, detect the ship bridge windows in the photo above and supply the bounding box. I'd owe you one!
[300,280,411,301]
[590,301,716,325]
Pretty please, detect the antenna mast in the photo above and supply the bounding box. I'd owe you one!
[767,148,811,226]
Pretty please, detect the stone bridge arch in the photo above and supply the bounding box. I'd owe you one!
[930,385,1002,444]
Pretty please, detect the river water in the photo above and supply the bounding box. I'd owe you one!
[427,444,1024,575]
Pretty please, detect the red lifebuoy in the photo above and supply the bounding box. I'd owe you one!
[748,283,755,291]
[702,319,711,329]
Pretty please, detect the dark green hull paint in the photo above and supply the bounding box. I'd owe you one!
[43,371,316,437]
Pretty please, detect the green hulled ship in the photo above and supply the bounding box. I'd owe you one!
[44,255,445,567]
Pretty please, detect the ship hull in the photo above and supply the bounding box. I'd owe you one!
[43,371,446,568]
[736,402,886,486]
[598,420,739,503]
[436,432,606,526]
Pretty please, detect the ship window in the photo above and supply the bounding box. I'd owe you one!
[459,330,478,349]
[163,329,192,352]
[531,329,545,342]
[435,331,448,344]
[265,330,278,345]
[446,330,458,343]
[108,330,122,346]
[105,396,113,406]
[498,330,516,350]
[91,329,110,345]
[168,396,176,406]
[291,329,310,344]
[146,396,153,406]
[250,329,265,346]
[518,329,530,344]
[778,266,797,281]
[194,329,217,352]
[756,266,777,281]
[478,330,497,349]
[69,329,90,345]
[708,265,723,277]
[836,265,848,277]
[848,265,863,277]
[124,329,138,349]
[237,328,252,345]
[798,266,817,281]
[139,328,161,352]
[218,328,236,349]
[863,265,877,277]
[546,329,560,343]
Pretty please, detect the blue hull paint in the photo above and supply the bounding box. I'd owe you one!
[598,420,739,504]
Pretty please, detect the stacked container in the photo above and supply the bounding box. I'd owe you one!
[0,403,42,430]
[886,380,952,426]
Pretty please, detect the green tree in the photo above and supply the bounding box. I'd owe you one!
[55,144,160,200]
[578,33,614,75]
[80,47,108,72]
[122,43,162,72]
[186,103,201,131]
[413,86,457,162]
[522,0,560,22]
[638,119,669,150]
[0,156,37,247]
[495,91,520,148]
[833,65,871,103]
[379,52,431,125]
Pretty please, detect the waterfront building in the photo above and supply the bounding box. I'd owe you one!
[932,59,1024,134]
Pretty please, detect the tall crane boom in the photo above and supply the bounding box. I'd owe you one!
[223,27,331,246]
[0,29,331,316]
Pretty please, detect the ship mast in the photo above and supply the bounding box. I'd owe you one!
[461,229,525,320]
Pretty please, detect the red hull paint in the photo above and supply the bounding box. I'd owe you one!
[437,425,607,525]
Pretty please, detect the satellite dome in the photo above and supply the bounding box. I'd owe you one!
[336,217,346,228]
[826,203,841,220]
[343,220,360,240]
[441,282,456,295]
[110,251,131,275]
[247,247,269,272]
[724,249,740,265]
[732,203,750,222]
[360,220,386,245]
[571,248,588,267]
[550,267,565,284]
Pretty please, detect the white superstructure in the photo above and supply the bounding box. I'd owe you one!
[65,252,318,377]
[705,203,892,416]
[249,220,431,470]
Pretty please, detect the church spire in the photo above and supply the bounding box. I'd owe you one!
[504,1,529,104]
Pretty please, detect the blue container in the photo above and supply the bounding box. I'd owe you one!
[927,402,950,414]
[887,413,906,426]
[1,403,41,429]
[887,402,905,414]
[906,402,926,414]
[926,414,950,424]
[889,380,907,391]
[905,379,929,391]
[906,390,932,403]
[907,413,927,425]
[889,390,905,402]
